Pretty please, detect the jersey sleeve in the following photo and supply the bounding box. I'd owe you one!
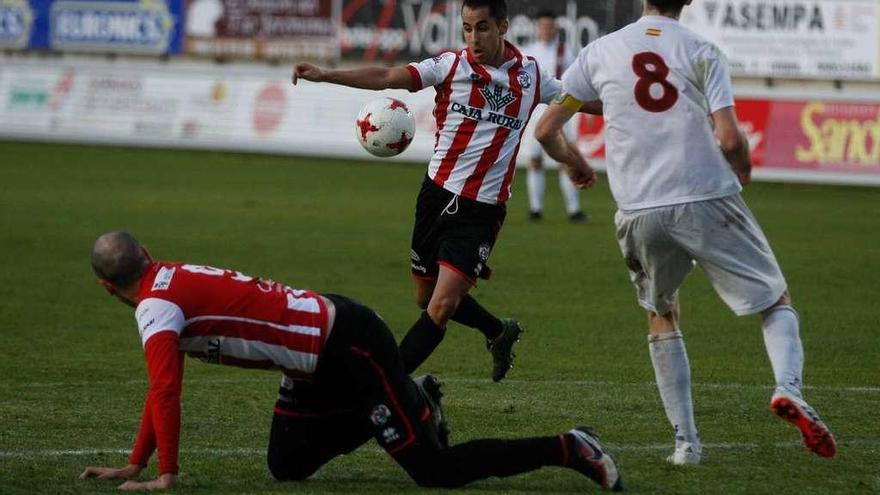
[128,392,157,467]
[701,43,735,113]
[130,331,185,475]
[561,44,599,103]
[135,298,185,346]
[538,66,563,104]
[406,52,457,91]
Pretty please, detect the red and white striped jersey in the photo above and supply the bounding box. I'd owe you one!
[128,261,330,475]
[407,42,561,205]
[135,262,330,376]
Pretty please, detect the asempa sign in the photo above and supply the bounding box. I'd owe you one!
[11,0,183,54]
[681,0,880,80]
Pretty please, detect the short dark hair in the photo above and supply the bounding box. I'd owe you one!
[535,9,557,20]
[462,0,508,21]
[91,231,149,288]
[646,0,688,13]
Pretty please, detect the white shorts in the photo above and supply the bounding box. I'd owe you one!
[614,194,787,316]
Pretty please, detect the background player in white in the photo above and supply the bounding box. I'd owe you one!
[520,9,587,223]
[291,0,599,383]
[534,0,836,465]
[79,231,622,491]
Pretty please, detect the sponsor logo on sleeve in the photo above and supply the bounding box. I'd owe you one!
[152,266,176,291]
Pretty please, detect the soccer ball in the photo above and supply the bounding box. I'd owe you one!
[355,97,415,157]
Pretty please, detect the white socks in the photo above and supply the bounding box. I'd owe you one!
[649,331,700,447]
[526,167,545,213]
[527,167,582,215]
[559,171,581,215]
[762,305,804,394]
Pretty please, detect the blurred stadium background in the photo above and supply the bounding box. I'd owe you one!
[1,0,879,183]
[1,1,878,494]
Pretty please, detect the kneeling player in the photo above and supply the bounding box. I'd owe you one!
[80,232,622,491]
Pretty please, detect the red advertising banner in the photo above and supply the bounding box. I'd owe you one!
[185,0,339,60]
[764,100,880,173]
[574,97,880,176]
[733,99,771,167]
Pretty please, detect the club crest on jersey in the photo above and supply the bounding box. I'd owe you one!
[370,404,392,425]
[517,70,532,89]
[480,85,516,112]
[151,266,176,291]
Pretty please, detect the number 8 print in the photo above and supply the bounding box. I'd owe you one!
[632,52,678,112]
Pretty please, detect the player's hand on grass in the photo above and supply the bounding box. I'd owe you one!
[292,63,324,85]
[80,463,142,480]
[117,473,177,491]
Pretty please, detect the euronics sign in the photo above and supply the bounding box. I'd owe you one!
[5,0,183,54]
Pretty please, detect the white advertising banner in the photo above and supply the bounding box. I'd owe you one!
[0,57,438,160]
[2,56,879,186]
[680,0,880,80]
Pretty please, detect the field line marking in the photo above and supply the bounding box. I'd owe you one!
[2,377,877,393]
[2,440,877,459]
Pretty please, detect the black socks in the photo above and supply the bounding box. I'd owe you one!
[399,311,446,374]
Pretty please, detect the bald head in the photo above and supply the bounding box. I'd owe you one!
[91,231,149,289]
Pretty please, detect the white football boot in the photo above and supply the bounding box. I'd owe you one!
[666,441,702,465]
[566,426,623,491]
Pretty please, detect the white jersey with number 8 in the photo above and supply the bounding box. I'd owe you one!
[561,15,741,211]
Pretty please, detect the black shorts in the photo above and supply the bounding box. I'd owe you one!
[268,294,441,481]
[410,175,506,285]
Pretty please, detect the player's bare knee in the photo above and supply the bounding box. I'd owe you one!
[775,291,792,307]
[647,311,678,335]
[427,296,459,325]
[762,292,795,318]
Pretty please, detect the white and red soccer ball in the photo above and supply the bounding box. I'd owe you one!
[355,97,415,157]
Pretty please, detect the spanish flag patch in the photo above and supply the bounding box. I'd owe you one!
[646,28,662,37]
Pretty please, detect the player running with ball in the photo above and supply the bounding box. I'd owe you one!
[291,0,601,383]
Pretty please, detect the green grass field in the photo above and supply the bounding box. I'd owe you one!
[1,141,878,494]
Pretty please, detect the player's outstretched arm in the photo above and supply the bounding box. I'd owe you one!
[292,63,414,91]
[536,98,596,188]
[712,106,752,185]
